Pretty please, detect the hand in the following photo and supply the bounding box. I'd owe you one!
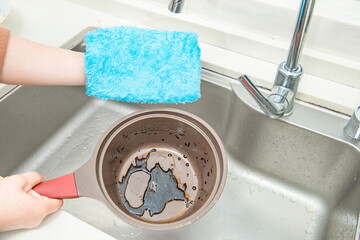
[0,172,63,232]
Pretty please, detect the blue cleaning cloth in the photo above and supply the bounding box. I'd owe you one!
[84,27,201,103]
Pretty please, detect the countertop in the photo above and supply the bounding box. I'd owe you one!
[0,0,359,238]
[0,211,115,240]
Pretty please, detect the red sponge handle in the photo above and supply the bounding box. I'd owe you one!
[33,173,79,199]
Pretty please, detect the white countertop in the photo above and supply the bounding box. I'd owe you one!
[0,211,115,240]
[0,0,359,238]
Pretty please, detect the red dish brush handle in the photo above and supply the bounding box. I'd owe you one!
[33,173,79,199]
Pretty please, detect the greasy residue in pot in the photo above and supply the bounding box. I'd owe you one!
[116,147,199,222]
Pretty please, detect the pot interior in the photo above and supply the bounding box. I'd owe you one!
[99,111,224,224]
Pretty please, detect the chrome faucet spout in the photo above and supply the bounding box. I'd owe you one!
[285,0,316,71]
[168,0,185,13]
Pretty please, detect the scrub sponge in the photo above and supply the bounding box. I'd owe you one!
[84,27,201,103]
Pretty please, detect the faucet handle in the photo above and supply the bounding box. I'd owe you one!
[344,106,360,141]
[238,75,289,119]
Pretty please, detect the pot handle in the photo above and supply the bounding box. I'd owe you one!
[33,173,79,199]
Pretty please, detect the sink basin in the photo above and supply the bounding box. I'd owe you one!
[1,29,359,240]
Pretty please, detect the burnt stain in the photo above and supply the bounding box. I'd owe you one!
[117,149,191,217]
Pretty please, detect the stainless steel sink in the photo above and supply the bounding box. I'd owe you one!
[0,29,359,240]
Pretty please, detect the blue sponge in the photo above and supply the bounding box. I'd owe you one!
[84,27,201,103]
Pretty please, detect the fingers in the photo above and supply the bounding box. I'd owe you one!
[11,172,63,212]
[0,172,63,231]
[27,188,63,213]
[21,171,45,191]
[10,171,45,191]
[46,198,63,213]
[10,172,63,213]
[33,199,63,229]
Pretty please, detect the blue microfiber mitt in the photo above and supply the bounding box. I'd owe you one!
[84,26,201,103]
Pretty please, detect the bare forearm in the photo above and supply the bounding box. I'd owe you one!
[0,34,86,85]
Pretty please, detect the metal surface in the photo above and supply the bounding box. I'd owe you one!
[168,0,185,13]
[285,0,315,70]
[239,0,316,117]
[0,31,359,239]
[239,75,288,118]
[344,106,360,141]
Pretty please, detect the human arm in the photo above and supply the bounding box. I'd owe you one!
[0,27,86,85]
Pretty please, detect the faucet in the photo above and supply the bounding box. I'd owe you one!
[239,0,316,118]
[168,0,185,13]
[167,0,315,118]
[344,106,360,141]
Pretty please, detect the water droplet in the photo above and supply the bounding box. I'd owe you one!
[113,219,119,227]
[249,185,256,194]
[305,206,316,214]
